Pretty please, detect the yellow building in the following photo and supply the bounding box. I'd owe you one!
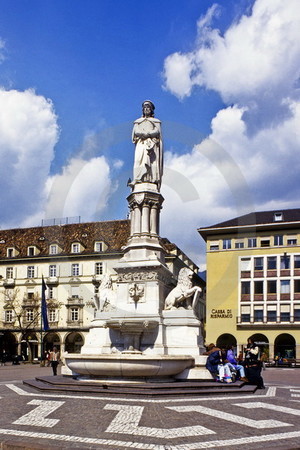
[198,209,300,360]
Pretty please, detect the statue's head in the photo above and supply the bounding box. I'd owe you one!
[142,100,155,117]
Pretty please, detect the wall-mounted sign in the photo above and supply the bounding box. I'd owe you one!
[210,309,233,319]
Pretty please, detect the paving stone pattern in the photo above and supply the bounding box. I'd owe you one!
[0,364,300,449]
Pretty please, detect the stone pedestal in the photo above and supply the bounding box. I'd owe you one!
[162,310,205,357]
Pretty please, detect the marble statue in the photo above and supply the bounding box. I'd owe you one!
[95,275,116,312]
[164,267,202,311]
[131,100,163,190]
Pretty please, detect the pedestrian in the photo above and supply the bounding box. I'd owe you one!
[1,350,7,366]
[261,352,268,370]
[49,347,60,376]
[244,339,265,389]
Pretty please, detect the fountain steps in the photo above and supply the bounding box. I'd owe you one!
[23,376,257,397]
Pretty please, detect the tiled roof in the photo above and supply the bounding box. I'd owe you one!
[200,208,300,230]
[0,220,131,258]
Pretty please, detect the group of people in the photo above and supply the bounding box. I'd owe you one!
[205,338,265,389]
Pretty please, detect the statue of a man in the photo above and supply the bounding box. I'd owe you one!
[131,100,163,190]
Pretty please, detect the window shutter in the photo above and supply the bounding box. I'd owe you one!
[281,305,290,313]
[240,258,251,271]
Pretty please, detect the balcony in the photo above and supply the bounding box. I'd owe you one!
[3,278,15,288]
[66,319,83,327]
[236,316,300,329]
[66,296,84,306]
[46,277,59,286]
[22,298,39,307]
[241,271,251,278]
[254,270,264,278]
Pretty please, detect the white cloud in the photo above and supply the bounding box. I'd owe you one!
[161,0,300,268]
[45,156,114,221]
[0,88,59,228]
[163,0,300,106]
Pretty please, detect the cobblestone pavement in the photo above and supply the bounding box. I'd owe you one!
[0,364,300,449]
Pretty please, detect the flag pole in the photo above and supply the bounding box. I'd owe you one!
[40,276,49,365]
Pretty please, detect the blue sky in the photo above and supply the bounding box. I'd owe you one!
[0,0,299,268]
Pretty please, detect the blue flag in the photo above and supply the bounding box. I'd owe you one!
[41,276,49,331]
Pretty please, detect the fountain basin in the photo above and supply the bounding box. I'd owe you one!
[65,353,194,378]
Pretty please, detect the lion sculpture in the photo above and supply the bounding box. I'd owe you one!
[164,267,202,311]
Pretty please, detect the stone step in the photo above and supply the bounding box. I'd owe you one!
[35,376,246,389]
[23,376,257,397]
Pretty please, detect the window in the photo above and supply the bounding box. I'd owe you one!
[280,255,290,269]
[71,286,80,298]
[71,243,80,253]
[48,309,57,322]
[287,236,297,246]
[274,235,283,246]
[267,280,277,294]
[274,212,283,222]
[240,258,251,271]
[254,257,263,271]
[209,243,219,251]
[235,241,244,249]
[49,244,58,255]
[267,310,277,322]
[254,309,263,322]
[71,308,79,321]
[95,262,103,275]
[4,310,13,322]
[260,239,270,247]
[223,239,231,250]
[94,242,103,252]
[27,246,35,256]
[294,279,300,293]
[241,306,250,322]
[294,255,300,269]
[294,307,300,321]
[26,309,34,322]
[248,238,257,248]
[241,281,251,295]
[6,267,14,279]
[27,291,34,300]
[280,306,290,322]
[48,286,54,299]
[267,257,277,270]
[71,264,79,276]
[27,266,35,278]
[7,248,14,258]
[280,280,290,294]
[254,281,263,294]
[49,265,57,277]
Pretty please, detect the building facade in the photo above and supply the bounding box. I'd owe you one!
[0,219,204,361]
[198,209,300,360]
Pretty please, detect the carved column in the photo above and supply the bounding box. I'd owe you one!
[133,205,142,235]
[141,203,150,234]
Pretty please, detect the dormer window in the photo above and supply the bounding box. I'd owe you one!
[274,212,283,222]
[7,248,16,258]
[27,246,36,256]
[49,244,58,255]
[94,241,103,252]
[71,243,80,254]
